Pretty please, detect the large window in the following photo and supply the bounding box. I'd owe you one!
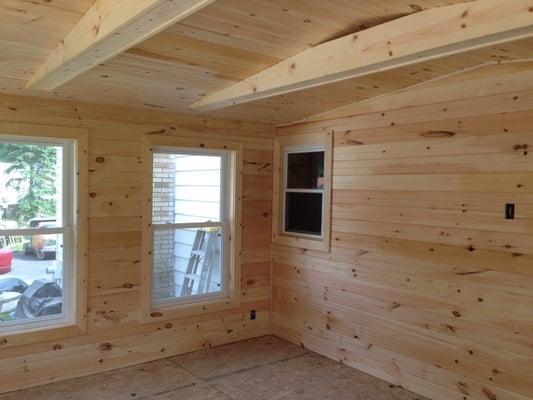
[0,136,75,333]
[151,147,232,307]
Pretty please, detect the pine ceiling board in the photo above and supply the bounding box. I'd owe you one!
[208,38,533,124]
[0,0,94,80]
[130,30,279,81]
[170,0,470,59]
[300,60,533,124]
[0,0,475,122]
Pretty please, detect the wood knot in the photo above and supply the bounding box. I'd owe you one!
[0,338,7,347]
[421,130,455,138]
[123,283,133,289]
[98,342,113,351]
[151,311,163,318]
[444,324,456,333]
[164,322,172,329]
[513,144,528,151]
[452,310,461,318]
[457,381,469,395]
[482,387,497,400]
[147,129,166,135]
[53,344,62,350]
[345,139,363,146]
[95,156,106,163]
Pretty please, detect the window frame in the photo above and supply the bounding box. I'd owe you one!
[0,122,88,347]
[141,134,242,323]
[282,144,325,239]
[151,147,231,308]
[273,132,332,252]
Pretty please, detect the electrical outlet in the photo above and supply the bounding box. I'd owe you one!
[505,203,515,220]
[250,310,256,320]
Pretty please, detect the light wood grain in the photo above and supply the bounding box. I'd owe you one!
[0,93,273,394]
[26,0,216,90]
[192,0,533,111]
[273,62,533,400]
[1,0,486,123]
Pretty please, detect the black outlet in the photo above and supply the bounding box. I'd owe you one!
[250,310,256,320]
[505,203,515,220]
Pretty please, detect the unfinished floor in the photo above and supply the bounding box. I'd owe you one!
[0,336,426,400]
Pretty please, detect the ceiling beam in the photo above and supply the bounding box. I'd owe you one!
[191,0,533,111]
[26,0,215,91]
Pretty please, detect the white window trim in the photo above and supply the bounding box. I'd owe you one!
[151,146,231,308]
[141,134,242,323]
[0,135,77,334]
[282,144,326,240]
[272,132,332,253]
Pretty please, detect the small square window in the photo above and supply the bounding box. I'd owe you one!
[283,147,325,238]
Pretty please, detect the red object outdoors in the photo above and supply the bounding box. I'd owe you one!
[0,248,13,274]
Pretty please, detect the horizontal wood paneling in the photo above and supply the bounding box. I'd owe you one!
[0,94,273,393]
[273,64,533,400]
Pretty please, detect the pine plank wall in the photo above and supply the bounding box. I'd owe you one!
[273,63,533,400]
[1,61,533,400]
[0,94,273,393]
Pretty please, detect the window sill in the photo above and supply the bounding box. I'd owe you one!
[141,296,240,324]
[0,320,86,349]
[272,232,330,252]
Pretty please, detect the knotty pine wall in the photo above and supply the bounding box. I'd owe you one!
[273,63,533,400]
[0,94,273,393]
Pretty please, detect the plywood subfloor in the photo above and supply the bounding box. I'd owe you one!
[0,336,426,400]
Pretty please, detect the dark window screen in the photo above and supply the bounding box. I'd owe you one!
[285,192,322,236]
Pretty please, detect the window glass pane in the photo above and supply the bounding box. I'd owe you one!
[153,152,222,224]
[285,192,322,236]
[287,151,324,189]
[0,141,63,229]
[153,227,223,304]
[0,234,64,324]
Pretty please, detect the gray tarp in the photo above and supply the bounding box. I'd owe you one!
[0,277,29,294]
[15,279,62,319]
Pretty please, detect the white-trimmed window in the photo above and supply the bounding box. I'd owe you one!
[0,136,76,333]
[151,147,231,307]
[272,132,332,252]
[283,145,325,238]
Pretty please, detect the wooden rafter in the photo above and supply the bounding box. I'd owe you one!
[191,0,533,111]
[26,0,215,91]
